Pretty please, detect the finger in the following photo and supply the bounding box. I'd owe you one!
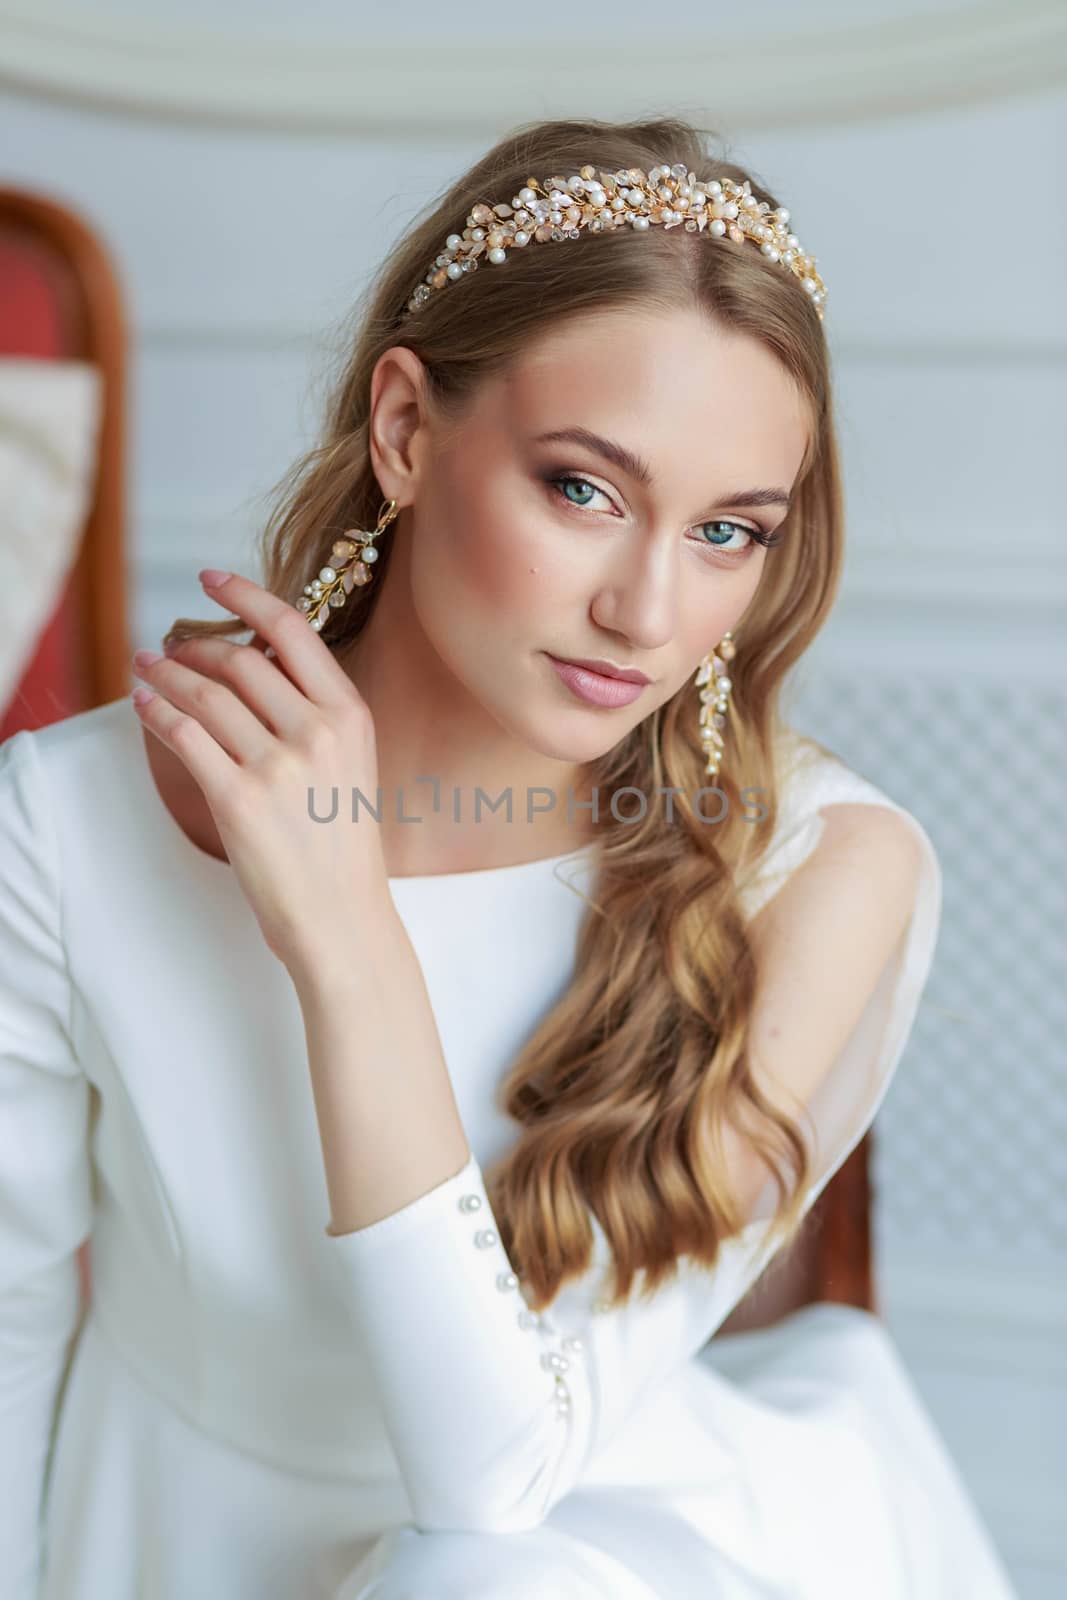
[198,571,354,710]
[163,636,311,741]
[132,650,275,766]
[131,684,237,799]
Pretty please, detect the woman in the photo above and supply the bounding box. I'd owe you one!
[0,116,1016,1598]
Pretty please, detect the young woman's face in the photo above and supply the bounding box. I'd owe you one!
[375,304,811,770]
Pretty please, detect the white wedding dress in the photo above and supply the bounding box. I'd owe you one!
[0,696,1017,1598]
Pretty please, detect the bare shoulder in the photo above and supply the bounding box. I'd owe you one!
[748,799,924,957]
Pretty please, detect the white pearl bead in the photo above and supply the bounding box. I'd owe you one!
[514,231,529,246]
[632,215,651,230]
[458,1193,482,1213]
[470,228,485,241]
[519,188,537,205]
[722,201,738,219]
[445,233,461,250]
[473,1229,497,1248]
[488,247,506,264]
[709,219,726,237]
[318,566,336,584]
[446,263,463,280]
[496,1272,519,1291]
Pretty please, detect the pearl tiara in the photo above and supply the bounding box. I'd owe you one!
[404,162,827,321]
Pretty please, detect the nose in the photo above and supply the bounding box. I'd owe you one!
[589,540,678,655]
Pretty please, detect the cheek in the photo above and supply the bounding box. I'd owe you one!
[417,466,564,617]
[679,553,765,654]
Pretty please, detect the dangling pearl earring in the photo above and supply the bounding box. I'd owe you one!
[298,497,400,632]
[694,630,737,780]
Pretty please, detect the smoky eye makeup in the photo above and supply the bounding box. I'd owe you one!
[537,467,786,555]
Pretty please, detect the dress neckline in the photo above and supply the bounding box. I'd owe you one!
[126,704,599,887]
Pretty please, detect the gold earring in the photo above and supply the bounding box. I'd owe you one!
[299,497,400,632]
[695,631,736,780]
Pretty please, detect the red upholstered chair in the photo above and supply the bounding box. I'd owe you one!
[0,184,131,742]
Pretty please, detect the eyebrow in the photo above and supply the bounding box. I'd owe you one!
[533,426,792,513]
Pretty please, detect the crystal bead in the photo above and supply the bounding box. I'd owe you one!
[328,590,345,608]
[473,1229,497,1249]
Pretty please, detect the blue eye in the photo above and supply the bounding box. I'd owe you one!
[543,473,785,554]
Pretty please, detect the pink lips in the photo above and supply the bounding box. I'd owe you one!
[547,655,648,708]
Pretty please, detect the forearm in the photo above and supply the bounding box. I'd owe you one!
[291,904,470,1234]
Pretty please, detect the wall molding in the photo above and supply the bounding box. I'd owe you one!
[1,1,1065,134]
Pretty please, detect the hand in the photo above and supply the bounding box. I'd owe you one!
[131,570,388,978]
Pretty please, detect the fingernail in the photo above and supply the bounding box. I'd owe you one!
[199,569,232,587]
[133,649,163,669]
[131,687,154,707]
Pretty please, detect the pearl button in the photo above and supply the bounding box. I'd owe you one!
[458,1194,482,1213]
[473,1229,497,1249]
[518,1310,539,1330]
[496,1272,519,1292]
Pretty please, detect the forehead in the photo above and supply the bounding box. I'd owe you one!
[479,305,811,481]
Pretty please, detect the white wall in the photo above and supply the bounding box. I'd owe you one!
[2,2,1065,1592]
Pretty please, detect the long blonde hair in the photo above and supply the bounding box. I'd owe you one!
[164,115,845,1312]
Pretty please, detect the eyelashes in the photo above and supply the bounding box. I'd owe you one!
[542,472,785,555]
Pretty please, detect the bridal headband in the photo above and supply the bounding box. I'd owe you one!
[402,162,827,322]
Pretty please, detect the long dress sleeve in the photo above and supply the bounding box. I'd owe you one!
[326,778,943,1538]
[0,729,93,1599]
